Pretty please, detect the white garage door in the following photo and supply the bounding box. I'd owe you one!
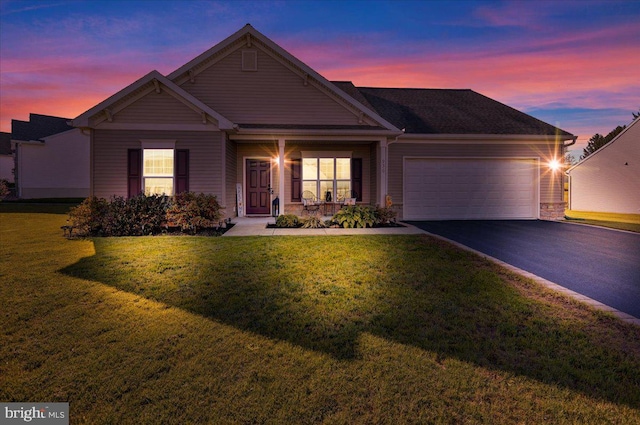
[404,158,538,220]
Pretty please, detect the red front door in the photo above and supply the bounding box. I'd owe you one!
[246,159,271,215]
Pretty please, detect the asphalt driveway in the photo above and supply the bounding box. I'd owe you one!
[407,220,640,319]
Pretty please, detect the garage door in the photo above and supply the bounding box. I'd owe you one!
[404,158,538,220]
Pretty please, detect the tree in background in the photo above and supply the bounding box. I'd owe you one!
[580,109,639,160]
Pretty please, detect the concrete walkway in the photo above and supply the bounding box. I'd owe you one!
[222,216,639,327]
[223,216,425,237]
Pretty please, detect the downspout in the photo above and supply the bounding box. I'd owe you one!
[562,136,577,211]
[383,128,404,206]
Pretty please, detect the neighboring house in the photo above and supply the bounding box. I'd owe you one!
[0,132,13,183]
[72,24,575,220]
[566,118,640,214]
[12,114,90,199]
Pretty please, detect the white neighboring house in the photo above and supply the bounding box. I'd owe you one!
[566,118,640,214]
[14,128,90,199]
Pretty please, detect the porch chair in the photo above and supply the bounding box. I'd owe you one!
[302,191,320,215]
[339,190,358,208]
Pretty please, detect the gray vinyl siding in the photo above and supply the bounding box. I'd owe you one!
[113,90,204,124]
[388,142,563,205]
[225,138,238,216]
[180,47,363,126]
[93,130,223,200]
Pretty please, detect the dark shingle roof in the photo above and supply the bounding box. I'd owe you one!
[0,132,11,155]
[11,114,73,141]
[333,83,572,137]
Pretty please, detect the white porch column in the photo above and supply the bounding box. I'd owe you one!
[378,138,388,206]
[278,138,285,216]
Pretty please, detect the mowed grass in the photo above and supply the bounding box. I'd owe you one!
[2,207,640,424]
[565,210,640,233]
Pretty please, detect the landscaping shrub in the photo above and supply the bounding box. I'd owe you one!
[166,192,224,234]
[331,205,377,228]
[275,214,300,228]
[102,194,170,236]
[0,179,9,200]
[301,215,326,228]
[68,197,110,236]
[374,205,397,225]
[68,193,224,236]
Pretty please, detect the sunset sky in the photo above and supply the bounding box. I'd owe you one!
[1,0,639,156]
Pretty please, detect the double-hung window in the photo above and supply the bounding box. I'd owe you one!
[302,157,351,201]
[143,149,175,196]
[128,141,188,198]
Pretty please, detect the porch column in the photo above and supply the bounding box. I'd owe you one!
[378,138,388,206]
[278,138,285,216]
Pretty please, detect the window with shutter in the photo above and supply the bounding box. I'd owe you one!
[128,149,142,198]
[291,158,301,202]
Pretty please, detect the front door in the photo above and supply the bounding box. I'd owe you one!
[246,159,271,215]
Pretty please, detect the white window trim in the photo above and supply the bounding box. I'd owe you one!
[302,156,352,201]
[141,142,177,196]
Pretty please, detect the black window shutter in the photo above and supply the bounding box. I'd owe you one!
[175,149,189,194]
[351,158,362,201]
[291,158,301,202]
[127,149,142,198]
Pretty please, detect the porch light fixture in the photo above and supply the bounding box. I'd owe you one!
[547,158,561,171]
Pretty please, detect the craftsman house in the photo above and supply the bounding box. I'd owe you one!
[72,24,574,220]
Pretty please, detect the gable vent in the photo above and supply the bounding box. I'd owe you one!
[242,50,257,71]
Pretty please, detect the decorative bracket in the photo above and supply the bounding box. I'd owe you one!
[303,73,308,86]
[104,109,113,122]
[153,79,161,94]
[246,34,252,47]
[201,111,207,124]
[188,69,195,83]
[358,112,364,124]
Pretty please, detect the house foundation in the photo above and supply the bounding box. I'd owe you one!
[540,202,566,220]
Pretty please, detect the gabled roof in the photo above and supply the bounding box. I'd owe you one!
[0,132,11,155]
[72,71,235,130]
[167,24,400,133]
[567,117,639,173]
[11,114,73,141]
[349,87,573,138]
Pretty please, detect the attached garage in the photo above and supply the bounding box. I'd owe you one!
[403,157,539,220]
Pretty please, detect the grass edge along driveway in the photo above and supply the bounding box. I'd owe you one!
[1,208,640,424]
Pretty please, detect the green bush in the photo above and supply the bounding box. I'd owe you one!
[68,197,110,236]
[301,215,326,228]
[331,205,377,228]
[275,214,300,228]
[166,192,224,234]
[102,194,170,236]
[374,205,397,225]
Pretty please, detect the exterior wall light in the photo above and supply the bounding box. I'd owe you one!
[548,158,561,171]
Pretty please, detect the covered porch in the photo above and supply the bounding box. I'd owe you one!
[228,135,394,218]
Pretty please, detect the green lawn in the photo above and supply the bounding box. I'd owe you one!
[565,210,640,233]
[2,206,640,424]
